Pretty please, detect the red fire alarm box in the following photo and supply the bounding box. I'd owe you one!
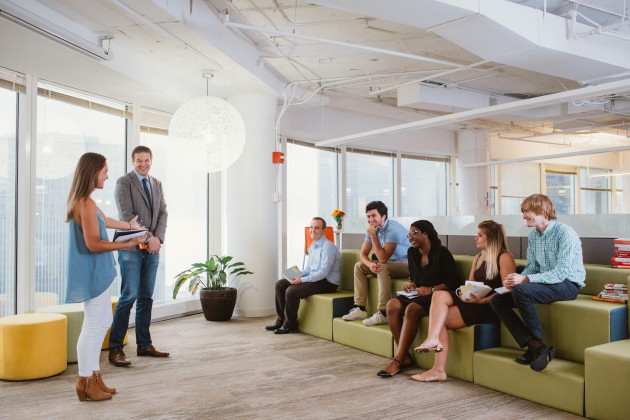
[272,151,285,164]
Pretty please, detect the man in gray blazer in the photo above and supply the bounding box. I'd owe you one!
[109,145,169,367]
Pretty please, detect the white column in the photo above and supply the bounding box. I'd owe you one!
[226,93,278,317]
[621,151,630,213]
[457,129,491,216]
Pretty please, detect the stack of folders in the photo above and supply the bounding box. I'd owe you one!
[112,229,147,242]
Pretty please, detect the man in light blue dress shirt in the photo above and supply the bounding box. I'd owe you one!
[490,194,585,372]
[266,217,341,334]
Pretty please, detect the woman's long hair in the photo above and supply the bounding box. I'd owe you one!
[477,220,509,280]
[66,153,106,222]
[410,219,441,247]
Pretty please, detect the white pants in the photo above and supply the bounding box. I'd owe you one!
[77,285,112,377]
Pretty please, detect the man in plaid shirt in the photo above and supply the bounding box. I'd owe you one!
[490,194,585,372]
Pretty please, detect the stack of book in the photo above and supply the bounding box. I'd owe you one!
[593,283,628,303]
[612,238,630,269]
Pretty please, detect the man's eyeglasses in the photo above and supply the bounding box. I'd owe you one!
[407,230,419,238]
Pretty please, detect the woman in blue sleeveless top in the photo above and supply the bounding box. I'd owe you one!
[66,152,146,402]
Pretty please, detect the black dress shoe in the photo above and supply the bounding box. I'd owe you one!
[274,326,297,334]
[515,348,534,365]
[265,322,283,331]
[530,345,555,372]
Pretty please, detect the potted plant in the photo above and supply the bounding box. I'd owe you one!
[172,255,253,321]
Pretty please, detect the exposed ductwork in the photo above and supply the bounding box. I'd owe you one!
[312,0,630,84]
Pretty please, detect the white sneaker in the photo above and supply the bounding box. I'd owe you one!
[342,307,368,321]
[362,311,387,326]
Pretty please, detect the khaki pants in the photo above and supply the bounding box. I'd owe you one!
[353,261,410,311]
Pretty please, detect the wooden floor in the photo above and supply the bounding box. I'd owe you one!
[1,314,579,419]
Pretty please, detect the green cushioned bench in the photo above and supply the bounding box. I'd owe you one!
[332,319,393,357]
[329,254,506,377]
[474,347,585,415]
[296,248,630,418]
[584,293,630,420]
[473,264,629,416]
[296,250,360,340]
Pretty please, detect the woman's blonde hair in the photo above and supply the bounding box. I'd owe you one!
[476,220,509,280]
[66,152,106,222]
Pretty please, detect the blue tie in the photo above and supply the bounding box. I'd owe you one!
[142,178,153,212]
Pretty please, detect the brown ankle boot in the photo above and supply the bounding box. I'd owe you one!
[75,377,112,402]
[93,372,116,394]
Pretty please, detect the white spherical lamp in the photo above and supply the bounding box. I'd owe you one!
[168,96,246,173]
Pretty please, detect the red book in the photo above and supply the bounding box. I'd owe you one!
[614,238,630,245]
[612,265,630,269]
[593,295,628,304]
[613,250,630,257]
[611,257,630,263]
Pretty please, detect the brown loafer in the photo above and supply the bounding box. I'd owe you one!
[137,344,170,358]
[108,349,131,367]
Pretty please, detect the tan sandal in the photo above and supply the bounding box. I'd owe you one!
[410,373,447,383]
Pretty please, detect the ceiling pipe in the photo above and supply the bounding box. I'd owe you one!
[368,58,495,96]
[317,77,630,147]
[223,20,464,68]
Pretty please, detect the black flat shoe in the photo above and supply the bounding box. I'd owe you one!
[377,358,409,378]
[515,348,534,365]
[530,345,555,372]
[377,369,396,378]
[274,326,297,334]
[265,322,283,331]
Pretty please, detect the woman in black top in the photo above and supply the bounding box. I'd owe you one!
[377,220,459,378]
[412,220,516,382]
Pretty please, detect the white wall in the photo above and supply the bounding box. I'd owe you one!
[281,105,456,156]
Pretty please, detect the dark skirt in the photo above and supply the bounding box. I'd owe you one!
[395,294,432,314]
[451,292,500,326]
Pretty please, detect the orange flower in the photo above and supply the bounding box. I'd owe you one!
[331,209,346,221]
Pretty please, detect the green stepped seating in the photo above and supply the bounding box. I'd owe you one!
[584,299,630,420]
[473,264,629,416]
[296,250,359,340]
[296,248,630,418]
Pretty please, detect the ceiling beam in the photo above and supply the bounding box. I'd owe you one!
[316,78,630,147]
[462,145,630,168]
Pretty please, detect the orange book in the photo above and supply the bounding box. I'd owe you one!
[592,296,628,304]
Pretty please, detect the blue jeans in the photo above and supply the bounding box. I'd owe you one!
[109,249,159,350]
[489,279,578,347]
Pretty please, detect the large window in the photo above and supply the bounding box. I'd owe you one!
[0,86,16,316]
[143,132,208,303]
[400,155,447,216]
[286,142,338,267]
[346,150,394,217]
[546,170,576,215]
[579,168,611,214]
[35,87,126,309]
